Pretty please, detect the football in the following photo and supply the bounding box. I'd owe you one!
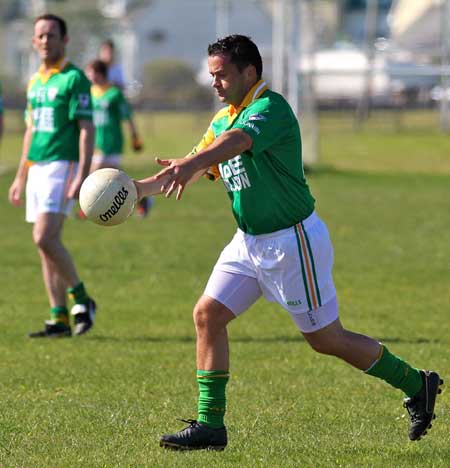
[79,168,138,226]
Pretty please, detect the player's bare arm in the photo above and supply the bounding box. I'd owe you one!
[8,125,33,206]
[134,159,207,200]
[127,117,143,152]
[153,128,253,200]
[68,119,94,199]
[133,174,169,200]
[132,130,249,201]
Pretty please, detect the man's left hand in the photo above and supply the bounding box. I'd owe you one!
[132,136,143,152]
[153,157,199,200]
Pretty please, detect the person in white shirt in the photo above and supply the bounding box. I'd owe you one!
[99,39,126,90]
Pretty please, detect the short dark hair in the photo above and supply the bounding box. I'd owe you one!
[86,59,108,78]
[208,35,262,79]
[101,39,115,50]
[34,13,67,38]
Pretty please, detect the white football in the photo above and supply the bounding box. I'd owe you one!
[79,168,137,226]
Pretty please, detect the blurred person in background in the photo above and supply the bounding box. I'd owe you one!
[8,13,97,338]
[99,39,126,90]
[82,58,152,218]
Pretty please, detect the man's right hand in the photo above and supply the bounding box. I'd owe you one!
[8,178,25,207]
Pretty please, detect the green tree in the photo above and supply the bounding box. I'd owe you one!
[142,59,212,110]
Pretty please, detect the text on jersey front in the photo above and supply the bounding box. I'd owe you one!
[219,155,252,192]
[32,107,55,132]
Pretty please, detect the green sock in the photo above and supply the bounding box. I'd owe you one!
[366,345,423,397]
[197,370,229,428]
[67,282,89,305]
[50,306,69,326]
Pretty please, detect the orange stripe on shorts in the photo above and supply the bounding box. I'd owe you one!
[296,224,318,309]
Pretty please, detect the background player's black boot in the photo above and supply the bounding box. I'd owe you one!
[160,419,227,451]
[403,370,443,441]
[29,320,72,338]
[71,298,96,336]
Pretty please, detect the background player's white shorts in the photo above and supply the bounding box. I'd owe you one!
[92,152,121,167]
[26,160,77,223]
[204,211,338,333]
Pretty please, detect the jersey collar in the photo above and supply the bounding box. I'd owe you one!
[229,80,268,117]
[91,84,112,97]
[38,57,69,83]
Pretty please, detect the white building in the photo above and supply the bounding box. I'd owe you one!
[95,0,274,84]
[389,0,449,54]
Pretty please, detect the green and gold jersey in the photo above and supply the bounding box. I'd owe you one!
[91,84,131,155]
[192,80,315,235]
[26,59,92,162]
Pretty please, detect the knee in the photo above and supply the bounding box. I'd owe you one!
[193,302,215,334]
[32,229,55,253]
[307,338,337,356]
[193,298,233,337]
[306,331,347,356]
[33,230,48,251]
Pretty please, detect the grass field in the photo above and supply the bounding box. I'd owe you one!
[0,111,449,467]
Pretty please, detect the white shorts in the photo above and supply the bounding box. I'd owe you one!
[204,211,338,333]
[92,152,121,167]
[26,160,77,223]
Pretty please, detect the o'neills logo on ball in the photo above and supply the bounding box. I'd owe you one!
[99,186,129,222]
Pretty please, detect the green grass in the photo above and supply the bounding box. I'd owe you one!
[0,111,449,467]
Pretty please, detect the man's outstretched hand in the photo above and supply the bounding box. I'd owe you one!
[153,157,200,200]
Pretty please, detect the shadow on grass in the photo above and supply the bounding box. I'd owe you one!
[304,164,410,182]
[87,334,440,345]
[304,164,340,177]
[305,163,449,180]
[376,336,441,345]
[88,334,305,344]
[304,163,391,179]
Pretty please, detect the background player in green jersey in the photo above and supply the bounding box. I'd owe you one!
[8,14,97,337]
[134,35,442,450]
[83,59,152,217]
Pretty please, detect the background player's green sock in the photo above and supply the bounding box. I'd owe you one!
[50,306,69,326]
[67,282,89,305]
[197,370,229,428]
[365,345,422,397]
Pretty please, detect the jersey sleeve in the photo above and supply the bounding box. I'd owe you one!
[24,104,32,127]
[68,71,93,121]
[24,75,38,126]
[189,124,220,180]
[233,98,292,155]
